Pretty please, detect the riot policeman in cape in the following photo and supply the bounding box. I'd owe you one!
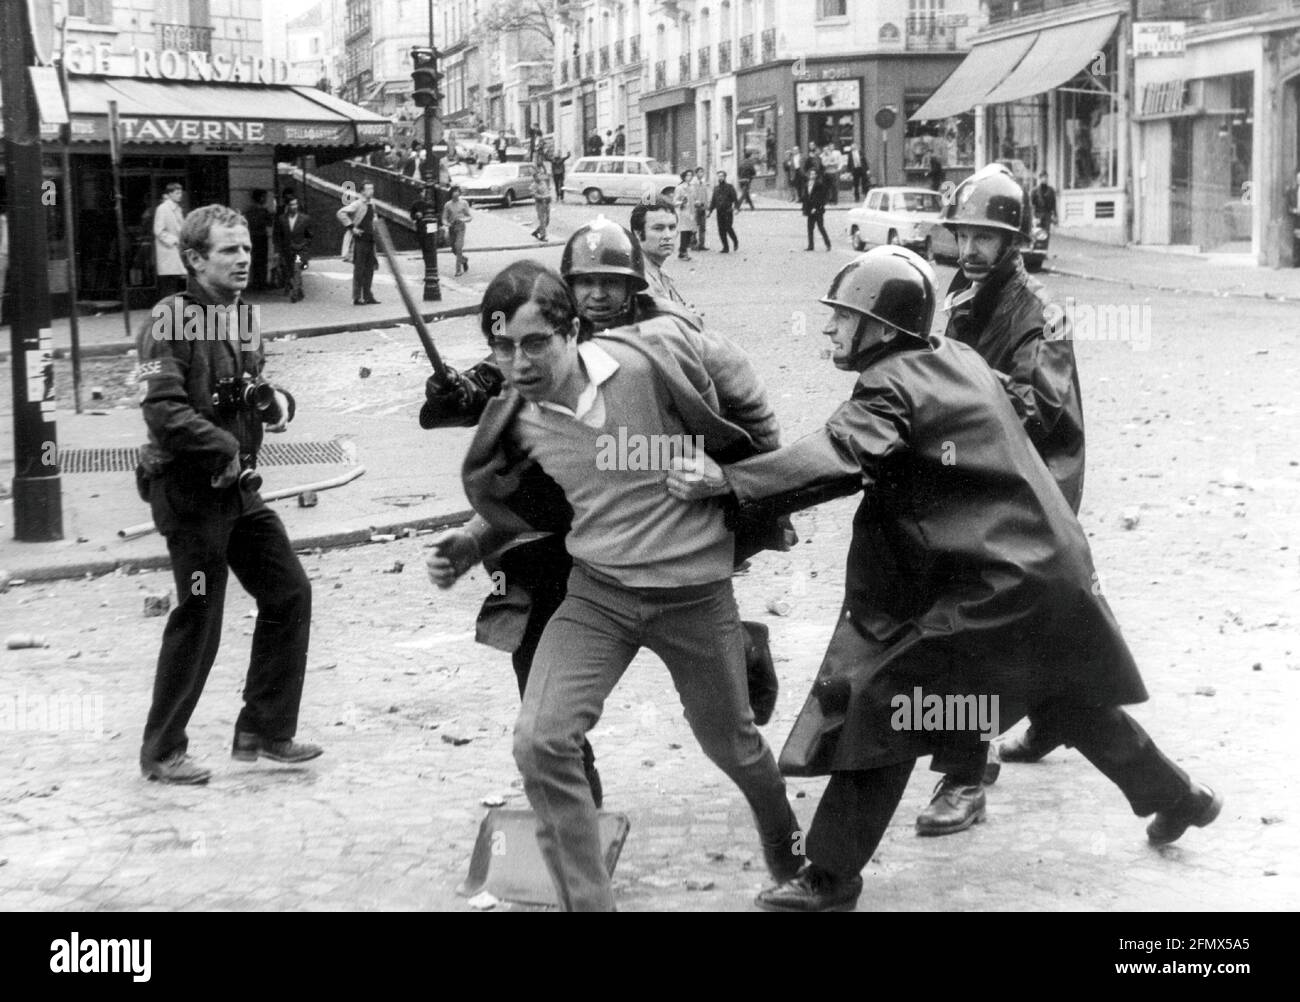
[665,247,1221,912]
[910,164,1088,831]
[419,218,784,807]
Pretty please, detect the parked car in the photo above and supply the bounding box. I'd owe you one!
[846,186,946,257]
[458,161,537,207]
[443,128,492,165]
[563,155,679,205]
[480,131,527,162]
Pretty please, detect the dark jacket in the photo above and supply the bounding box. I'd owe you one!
[273,211,313,261]
[135,283,271,479]
[723,335,1145,775]
[802,174,829,216]
[943,252,1085,512]
[1030,183,1058,221]
[710,181,740,214]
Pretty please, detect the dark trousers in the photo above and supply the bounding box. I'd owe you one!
[806,211,831,250]
[739,179,755,209]
[808,704,1194,879]
[250,236,269,290]
[678,231,694,258]
[851,174,863,201]
[717,210,738,251]
[280,253,303,301]
[141,477,312,764]
[352,238,377,301]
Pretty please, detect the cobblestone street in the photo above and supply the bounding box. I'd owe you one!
[3,205,1299,912]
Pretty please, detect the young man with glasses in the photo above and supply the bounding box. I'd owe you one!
[427,260,802,910]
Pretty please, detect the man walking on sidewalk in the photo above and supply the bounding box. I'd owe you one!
[135,204,322,785]
[441,186,473,277]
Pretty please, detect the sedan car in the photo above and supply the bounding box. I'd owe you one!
[563,156,679,205]
[845,186,946,258]
[457,162,538,207]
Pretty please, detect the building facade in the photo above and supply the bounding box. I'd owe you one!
[547,1,980,189]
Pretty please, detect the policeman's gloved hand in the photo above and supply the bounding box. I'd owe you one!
[425,366,468,406]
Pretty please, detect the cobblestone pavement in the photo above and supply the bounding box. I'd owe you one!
[2,209,1298,911]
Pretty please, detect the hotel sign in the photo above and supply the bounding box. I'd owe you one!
[65,42,290,85]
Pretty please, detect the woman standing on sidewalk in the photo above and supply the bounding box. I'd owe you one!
[530,164,553,243]
[441,186,473,277]
[802,165,832,251]
[674,171,697,261]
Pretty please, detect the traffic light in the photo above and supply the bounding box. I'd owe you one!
[411,47,443,111]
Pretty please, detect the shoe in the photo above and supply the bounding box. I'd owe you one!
[998,727,1058,763]
[463,258,469,271]
[720,248,730,254]
[915,777,986,836]
[232,731,324,764]
[353,299,364,305]
[678,254,692,261]
[742,620,779,726]
[363,298,381,305]
[581,741,603,809]
[141,751,210,785]
[760,805,805,882]
[755,865,862,912]
[806,247,815,252]
[982,741,1001,785]
[1146,783,1222,845]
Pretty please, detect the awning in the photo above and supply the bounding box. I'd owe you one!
[909,33,1035,121]
[981,14,1120,105]
[642,87,695,114]
[61,77,390,148]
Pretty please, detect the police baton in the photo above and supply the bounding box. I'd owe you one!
[373,216,450,385]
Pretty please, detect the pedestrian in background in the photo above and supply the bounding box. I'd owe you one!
[821,145,843,205]
[245,189,274,291]
[336,180,379,305]
[710,170,740,253]
[674,171,697,261]
[738,156,757,210]
[613,125,626,155]
[531,164,553,243]
[846,143,866,202]
[693,167,712,250]
[783,148,799,202]
[1030,171,1059,237]
[273,194,312,303]
[552,150,570,203]
[803,165,832,252]
[442,185,473,276]
[153,182,187,298]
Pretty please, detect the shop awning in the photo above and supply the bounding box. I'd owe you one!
[61,77,390,147]
[981,13,1120,105]
[909,33,1036,121]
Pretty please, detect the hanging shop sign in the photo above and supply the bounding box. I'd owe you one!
[1134,22,1186,58]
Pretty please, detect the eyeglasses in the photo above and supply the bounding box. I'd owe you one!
[489,330,558,362]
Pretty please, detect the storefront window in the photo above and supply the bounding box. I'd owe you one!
[905,97,974,180]
[1228,72,1253,200]
[737,106,777,174]
[987,96,1047,188]
[795,79,862,160]
[1061,40,1119,189]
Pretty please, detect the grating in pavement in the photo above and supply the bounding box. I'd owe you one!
[59,439,351,473]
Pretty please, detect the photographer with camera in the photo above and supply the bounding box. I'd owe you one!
[134,204,322,785]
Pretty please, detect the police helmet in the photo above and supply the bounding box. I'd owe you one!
[941,164,1031,243]
[560,215,649,292]
[821,246,937,340]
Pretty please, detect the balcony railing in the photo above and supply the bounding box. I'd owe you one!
[599,45,610,73]
[718,39,732,73]
[698,45,710,78]
[584,51,595,76]
[614,39,625,65]
[761,27,775,63]
[905,17,958,51]
[630,35,641,62]
[157,23,214,53]
[739,34,754,67]
[679,53,692,82]
[654,60,667,90]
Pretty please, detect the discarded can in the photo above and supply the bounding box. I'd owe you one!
[766,597,792,617]
[6,634,49,650]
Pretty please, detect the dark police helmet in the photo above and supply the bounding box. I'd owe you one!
[560,215,649,292]
[820,246,936,340]
[941,163,1031,242]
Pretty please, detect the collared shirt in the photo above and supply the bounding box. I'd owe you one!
[534,340,619,424]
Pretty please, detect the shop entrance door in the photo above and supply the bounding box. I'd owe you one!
[1170,117,1193,245]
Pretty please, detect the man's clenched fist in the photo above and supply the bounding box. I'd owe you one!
[425,528,481,589]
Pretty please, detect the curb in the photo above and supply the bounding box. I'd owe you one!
[1041,263,1294,302]
[1,508,475,584]
[9,302,484,363]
